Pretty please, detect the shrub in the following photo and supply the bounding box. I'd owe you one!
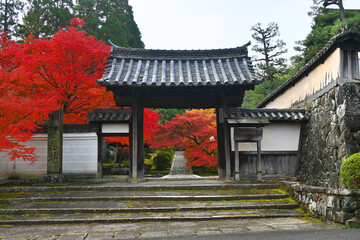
[154,150,174,171]
[340,152,360,189]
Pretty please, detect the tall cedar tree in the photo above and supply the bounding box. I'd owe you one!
[75,0,144,48]
[0,0,24,36]
[0,33,58,164]
[242,23,288,108]
[21,0,74,39]
[150,109,217,168]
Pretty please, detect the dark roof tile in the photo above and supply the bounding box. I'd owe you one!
[98,42,259,87]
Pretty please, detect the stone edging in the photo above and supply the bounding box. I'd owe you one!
[282,181,360,224]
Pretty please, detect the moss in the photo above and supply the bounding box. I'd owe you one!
[0,192,25,199]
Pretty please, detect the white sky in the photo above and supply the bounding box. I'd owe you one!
[128,0,359,60]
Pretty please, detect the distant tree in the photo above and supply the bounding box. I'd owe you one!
[75,0,144,48]
[20,0,74,39]
[242,22,288,107]
[0,0,24,36]
[242,66,301,108]
[251,22,288,83]
[150,109,217,168]
[311,0,345,21]
[293,7,360,65]
[156,109,186,125]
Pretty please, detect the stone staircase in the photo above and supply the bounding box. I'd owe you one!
[0,181,303,225]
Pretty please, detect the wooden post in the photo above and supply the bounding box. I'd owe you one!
[257,140,262,181]
[221,95,231,180]
[216,108,226,179]
[131,93,144,183]
[97,126,103,178]
[234,140,240,181]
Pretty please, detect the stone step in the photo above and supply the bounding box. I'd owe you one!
[0,202,299,214]
[0,209,303,225]
[0,193,290,203]
[2,188,286,197]
[0,183,281,193]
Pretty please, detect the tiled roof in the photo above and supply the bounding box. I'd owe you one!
[229,108,309,122]
[87,109,131,123]
[256,31,360,107]
[97,41,259,87]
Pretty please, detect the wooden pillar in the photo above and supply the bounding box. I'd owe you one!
[221,95,232,180]
[234,140,240,181]
[97,126,103,178]
[131,93,144,183]
[216,108,226,179]
[257,140,262,181]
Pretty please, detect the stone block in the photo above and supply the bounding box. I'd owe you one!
[355,209,360,219]
[345,218,360,229]
[342,197,353,212]
[334,211,354,223]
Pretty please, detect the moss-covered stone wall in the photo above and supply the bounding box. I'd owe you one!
[297,80,360,188]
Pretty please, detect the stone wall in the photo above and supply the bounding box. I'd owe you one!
[297,80,360,188]
[284,181,360,224]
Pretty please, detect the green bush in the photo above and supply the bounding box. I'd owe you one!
[340,152,360,189]
[154,150,174,171]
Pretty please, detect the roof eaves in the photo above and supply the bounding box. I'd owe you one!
[256,30,360,108]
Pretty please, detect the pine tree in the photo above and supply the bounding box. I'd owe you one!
[242,22,288,108]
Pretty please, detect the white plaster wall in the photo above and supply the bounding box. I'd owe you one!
[62,132,98,175]
[102,123,129,134]
[265,48,341,109]
[231,123,301,152]
[0,134,48,181]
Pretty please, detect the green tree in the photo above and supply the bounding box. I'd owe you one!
[294,3,360,65]
[251,22,288,83]
[242,22,288,108]
[242,66,300,108]
[75,0,144,48]
[0,0,24,36]
[20,0,74,39]
[156,109,186,125]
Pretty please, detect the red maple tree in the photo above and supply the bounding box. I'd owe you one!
[0,33,58,164]
[149,109,218,168]
[18,18,113,124]
[0,18,113,163]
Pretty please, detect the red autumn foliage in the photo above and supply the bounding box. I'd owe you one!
[149,109,218,168]
[0,18,113,163]
[19,20,113,124]
[0,33,58,164]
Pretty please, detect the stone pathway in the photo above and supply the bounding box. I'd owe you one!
[162,151,201,179]
[170,151,192,175]
[0,217,343,239]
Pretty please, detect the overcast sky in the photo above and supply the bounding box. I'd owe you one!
[128,0,359,60]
